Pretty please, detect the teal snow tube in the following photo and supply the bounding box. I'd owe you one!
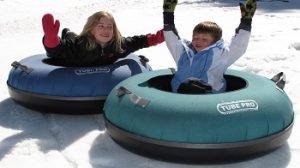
[103,69,294,161]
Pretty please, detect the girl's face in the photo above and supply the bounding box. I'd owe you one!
[192,33,214,52]
[91,16,114,47]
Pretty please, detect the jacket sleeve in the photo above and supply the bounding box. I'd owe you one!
[222,18,252,66]
[223,29,251,66]
[43,41,76,59]
[43,29,100,67]
[163,12,184,65]
[163,30,184,65]
[119,35,149,58]
[43,29,82,60]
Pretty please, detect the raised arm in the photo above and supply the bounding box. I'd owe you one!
[163,0,183,64]
[226,0,257,66]
[42,13,61,48]
[236,0,256,33]
[163,0,178,33]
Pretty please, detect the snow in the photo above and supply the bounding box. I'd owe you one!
[1,0,300,167]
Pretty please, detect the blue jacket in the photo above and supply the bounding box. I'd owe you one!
[164,29,251,93]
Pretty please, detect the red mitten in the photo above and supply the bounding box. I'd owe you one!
[42,13,60,48]
[147,29,165,46]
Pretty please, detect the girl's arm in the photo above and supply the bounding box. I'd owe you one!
[42,13,60,48]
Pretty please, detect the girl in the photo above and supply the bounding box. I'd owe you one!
[42,11,164,67]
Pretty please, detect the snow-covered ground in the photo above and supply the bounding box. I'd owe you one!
[1,0,300,167]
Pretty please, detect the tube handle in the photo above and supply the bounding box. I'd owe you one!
[271,72,286,90]
[11,61,33,73]
[116,86,150,108]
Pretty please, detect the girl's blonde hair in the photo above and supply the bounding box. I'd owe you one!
[193,21,222,43]
[80,11,123,53]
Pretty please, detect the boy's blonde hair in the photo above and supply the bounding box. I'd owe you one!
[80,11,123,53]
[193,21,222,43]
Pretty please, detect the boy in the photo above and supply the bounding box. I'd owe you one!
[163,0,256,94]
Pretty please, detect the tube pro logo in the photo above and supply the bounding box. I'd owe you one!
[74,67,110,75]
[217,99,258,115]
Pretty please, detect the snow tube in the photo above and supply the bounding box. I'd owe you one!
[7,54,151,114]
[104,69,294,162]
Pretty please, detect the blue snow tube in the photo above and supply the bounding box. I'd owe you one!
[104,69,294,162]
[7,54,152,114]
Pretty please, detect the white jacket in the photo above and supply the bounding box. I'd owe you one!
[164,29,251,93]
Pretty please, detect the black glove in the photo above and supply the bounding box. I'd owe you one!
[236,0,256,32]
[239,0,257,19]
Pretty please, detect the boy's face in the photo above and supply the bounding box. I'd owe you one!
[192,33,214,52]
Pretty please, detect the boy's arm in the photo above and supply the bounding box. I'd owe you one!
[163,0,183,64]
[236,0,256,33]
[225,0,256,66]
